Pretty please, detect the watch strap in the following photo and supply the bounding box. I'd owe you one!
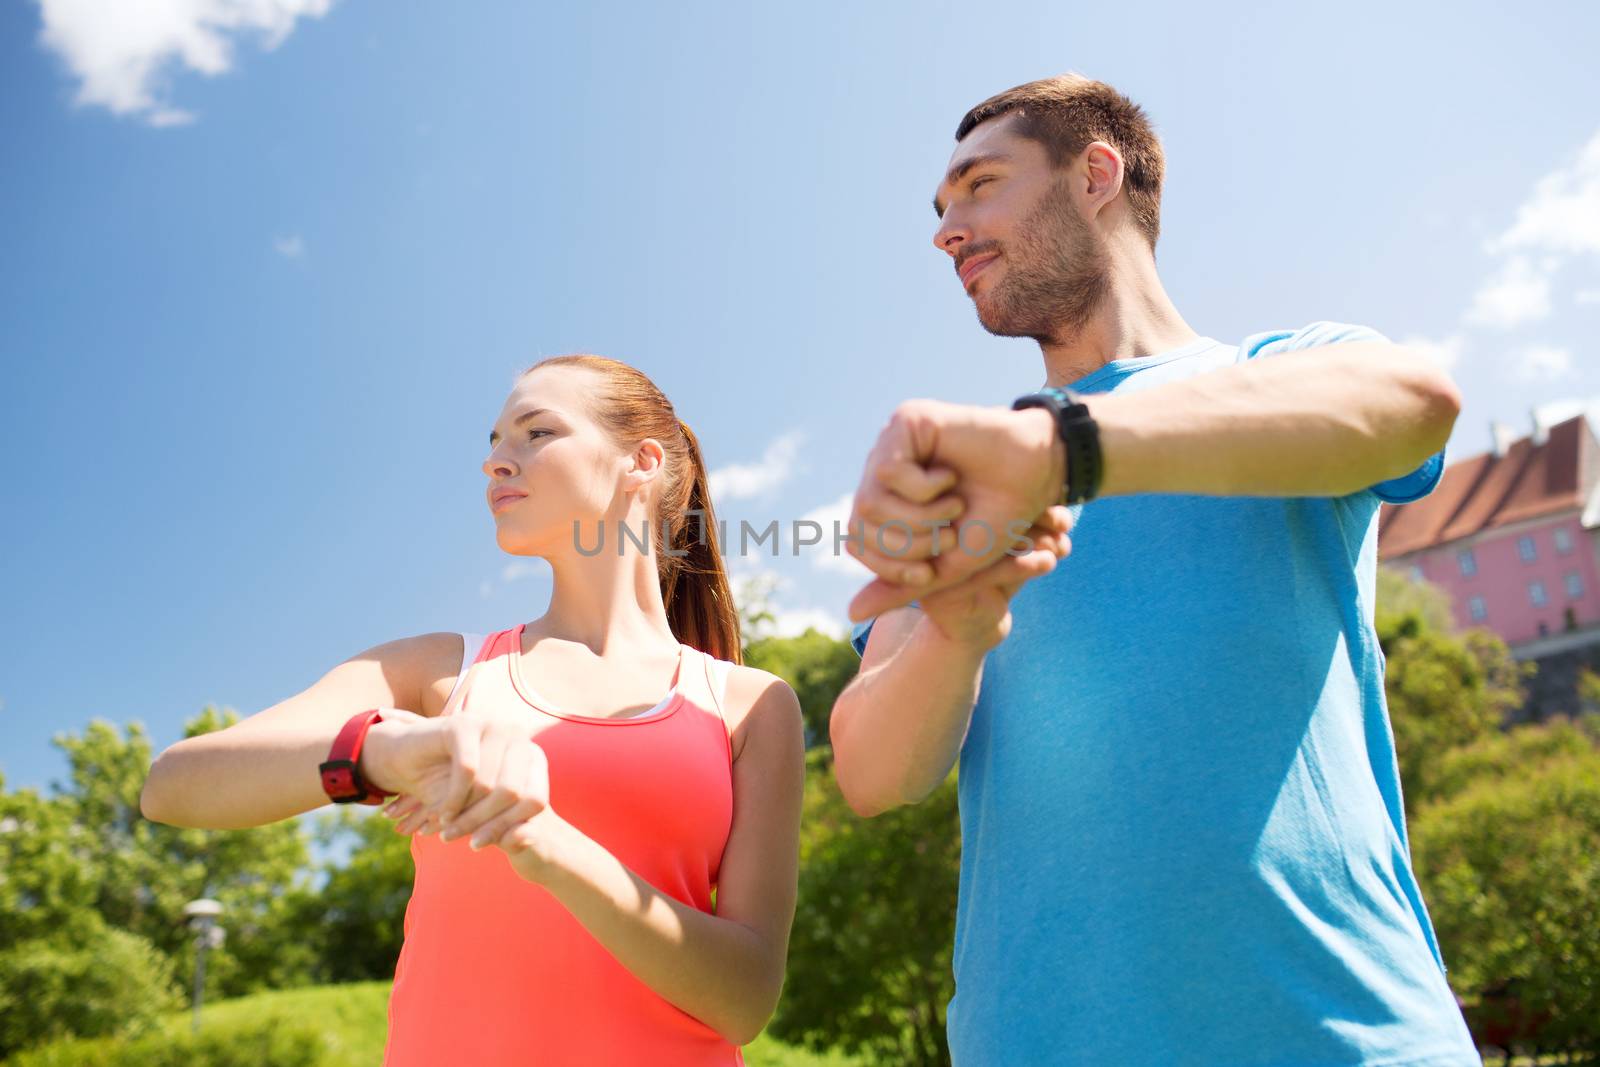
[1012,387,1103,505]
[320,709,393,806]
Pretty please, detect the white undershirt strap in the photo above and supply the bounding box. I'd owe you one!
[443,633,487,714]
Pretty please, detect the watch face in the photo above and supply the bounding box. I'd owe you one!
[320,760,365,801]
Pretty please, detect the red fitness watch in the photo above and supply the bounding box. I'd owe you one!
[319,709,395,806]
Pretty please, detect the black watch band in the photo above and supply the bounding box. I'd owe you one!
[1011,387,1103,505]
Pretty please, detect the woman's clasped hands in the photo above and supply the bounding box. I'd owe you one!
[361,710,559,881]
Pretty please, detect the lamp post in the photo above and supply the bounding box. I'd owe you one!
[182,898,225,1032]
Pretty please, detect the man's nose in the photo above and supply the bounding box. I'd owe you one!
[933,213,969,256]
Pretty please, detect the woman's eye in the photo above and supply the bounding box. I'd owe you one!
[527,429,549,441]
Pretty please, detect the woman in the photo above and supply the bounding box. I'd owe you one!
[140,354,806,1065]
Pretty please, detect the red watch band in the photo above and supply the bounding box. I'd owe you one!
[320,709,395,805]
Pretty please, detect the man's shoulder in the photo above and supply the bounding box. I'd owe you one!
[1238,321,1389,362]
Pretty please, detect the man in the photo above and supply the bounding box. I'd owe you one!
[829,74,1478,1065]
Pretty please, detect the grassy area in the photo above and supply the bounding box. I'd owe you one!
[9,982,859,1066]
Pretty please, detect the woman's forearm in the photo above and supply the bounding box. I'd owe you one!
[140,634,444,830]
[140,727,339,829]
[506,812,782,1047]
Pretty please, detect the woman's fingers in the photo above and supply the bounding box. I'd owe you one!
[472,752,550,850]
[442,741,528,842]
[384,795,421,834]
[383,795,419,821]
[438,722,481,826]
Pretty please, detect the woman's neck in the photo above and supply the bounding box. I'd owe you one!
[533,531,677,656]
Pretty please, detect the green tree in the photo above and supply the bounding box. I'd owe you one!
[1580,667,1600,716]
[771,752,959,1067]
[48,711,316,998]
[1409,716,1600,1052]
[0,773,183,1059]
[0,775,100,948]
[1375,568,1527,813]
[744,629,860,751]
[286,807,418,983]
[1376,569,1600,1053]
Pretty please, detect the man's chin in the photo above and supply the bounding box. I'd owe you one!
[973,296,1031,339]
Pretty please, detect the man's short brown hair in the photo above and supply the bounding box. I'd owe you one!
[957,74,1164,250]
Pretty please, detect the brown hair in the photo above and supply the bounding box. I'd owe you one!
[956,73,1165,251]
[522,354,742,664]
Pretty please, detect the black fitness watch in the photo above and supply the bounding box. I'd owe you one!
[1011,387,1103,506]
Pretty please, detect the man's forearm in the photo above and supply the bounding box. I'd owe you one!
[830,619,987,817]
[1089,342,1460,498]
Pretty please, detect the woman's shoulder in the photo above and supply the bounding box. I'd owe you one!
[717,661,802,763]
[402,630,495,718]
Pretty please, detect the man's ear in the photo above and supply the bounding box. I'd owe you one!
[623,438,667,495]
[1080,140,1124,219]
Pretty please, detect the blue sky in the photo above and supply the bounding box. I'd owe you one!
[3,0,1599,790]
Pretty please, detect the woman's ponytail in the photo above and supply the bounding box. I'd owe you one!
[661,420,742,664]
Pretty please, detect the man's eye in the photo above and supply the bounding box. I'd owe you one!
[970,176,994,191]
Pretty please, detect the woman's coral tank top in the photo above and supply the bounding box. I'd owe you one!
[384,624,744,1066]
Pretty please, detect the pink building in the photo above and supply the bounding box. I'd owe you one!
[1379,414,1600,652]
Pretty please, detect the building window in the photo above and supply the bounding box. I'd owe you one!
[1469,595,1487,621]
[1538,621,1550,637]
[1529,580,1548,607]
[1458,548,1477,577]
[1566,572,1584,599]
[1518,535,1538,562]
[1555,526,1574,555]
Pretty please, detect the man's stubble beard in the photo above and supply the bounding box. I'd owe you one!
[974,179,1110,347]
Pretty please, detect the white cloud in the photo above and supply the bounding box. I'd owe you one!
[765,608,847,640]
[799,491,869,575]
[480,557,549,599]
[1462,128,1600,332]
[35,0,333,126]
[1511,345,1572,383]
[273,234,304,258]
[1465,255,1553,328]
[1400,333,1464,372]
[501,559,548,583]
[730,567,846,641]
[708,431,803,501]
[1490,130,1600,259]
[1532,395,1598,431]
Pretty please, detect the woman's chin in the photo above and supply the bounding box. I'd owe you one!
[493,525,545,557]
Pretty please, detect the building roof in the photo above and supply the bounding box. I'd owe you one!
[1379,414,1597,559]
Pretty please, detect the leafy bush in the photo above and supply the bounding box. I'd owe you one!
[0,925,181,1059]
[5,1014,324,1067]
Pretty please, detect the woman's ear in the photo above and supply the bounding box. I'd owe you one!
[623,438,667,496]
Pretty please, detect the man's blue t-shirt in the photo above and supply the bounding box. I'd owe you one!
[849,324,1476,1066]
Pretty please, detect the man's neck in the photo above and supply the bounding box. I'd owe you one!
[1038,242,1199,389]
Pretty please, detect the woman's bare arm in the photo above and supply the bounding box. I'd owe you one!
[491,667,805,1046]
[139,631,463,829]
